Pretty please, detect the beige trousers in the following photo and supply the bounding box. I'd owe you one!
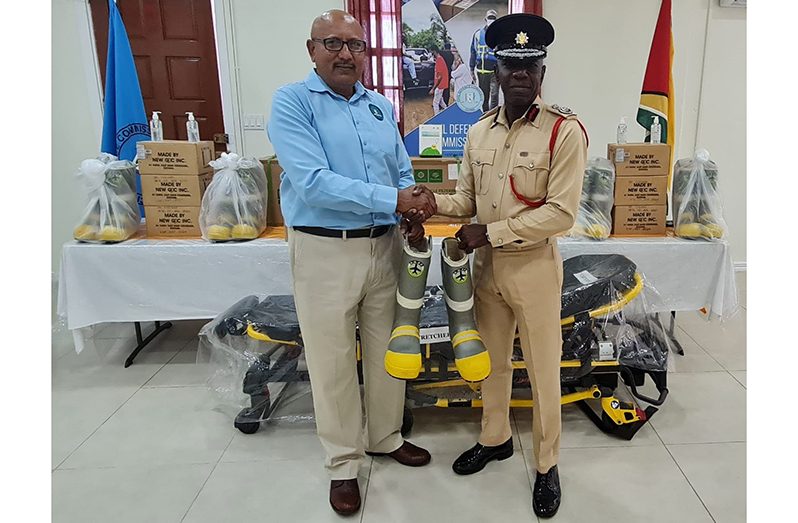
[473,242,564,473]
[288,227,406,480]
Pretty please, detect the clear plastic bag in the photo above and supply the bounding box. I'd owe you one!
[559,254,670,377]
[199,255,671,431]
[570,157,615,240]
[197,296,314,429]
[200,152,268,242]
[73,154,140,243]
[672,149,727,240]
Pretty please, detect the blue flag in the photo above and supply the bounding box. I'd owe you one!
[100,0,149,213]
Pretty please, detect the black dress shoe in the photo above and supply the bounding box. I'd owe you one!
[451,438,513,475]
[533,465,561,518]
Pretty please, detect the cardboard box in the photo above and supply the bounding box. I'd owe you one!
[261,157,284,227]
[611,205,667,236]
[607,143,671,176]
[140,172,213,206]
[144,205,202,238]
[410,157,470,224]
[613,175,668,206]
[137,140,215,175]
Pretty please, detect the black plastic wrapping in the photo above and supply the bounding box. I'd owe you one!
[199,254,670,424]
[561,254,637,319]
[246,296,302,344]
[419,286,449,328]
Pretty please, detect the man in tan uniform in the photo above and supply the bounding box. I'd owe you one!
[421,14,587,518]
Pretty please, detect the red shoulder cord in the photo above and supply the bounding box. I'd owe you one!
[509,110,590,208]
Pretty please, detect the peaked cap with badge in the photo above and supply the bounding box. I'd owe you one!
[485,13,555,61]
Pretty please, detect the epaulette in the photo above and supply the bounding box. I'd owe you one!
[545,104,577,118]
[478,106,500,121]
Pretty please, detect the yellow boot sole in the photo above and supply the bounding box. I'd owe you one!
[207,225,232,241]
[98,226,127,242]
[456,350,491,382]
[232,224,259,239]
[74,224,98,241]
[384,350,422,380]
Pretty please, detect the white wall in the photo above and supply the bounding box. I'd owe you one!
[544,0,746,263]
[695,2,746,265]
[221,0,344,159]
[51,0,746,273]
[52,0,104,276]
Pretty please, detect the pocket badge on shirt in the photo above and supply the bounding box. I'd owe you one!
[369,104,384,121]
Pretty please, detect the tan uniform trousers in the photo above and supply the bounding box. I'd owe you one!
[474,241,564,473]
[288,227,406,480]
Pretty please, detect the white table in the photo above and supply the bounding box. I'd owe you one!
[58,232,738,358]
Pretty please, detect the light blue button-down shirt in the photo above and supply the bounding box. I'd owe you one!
[267,70,415,229]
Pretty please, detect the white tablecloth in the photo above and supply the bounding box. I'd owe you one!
[58,234,738,332]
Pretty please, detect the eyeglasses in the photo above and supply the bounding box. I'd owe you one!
[311,37,367,53]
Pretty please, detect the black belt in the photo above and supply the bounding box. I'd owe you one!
[293,225,392,239]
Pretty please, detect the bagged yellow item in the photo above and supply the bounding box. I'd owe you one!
[200,153,268,242]
[570,157,614,240]
[672,150,727,241]
[73,155,140,243]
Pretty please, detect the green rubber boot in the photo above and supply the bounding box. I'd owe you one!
[384,236,432,380]
[441,237,491,382]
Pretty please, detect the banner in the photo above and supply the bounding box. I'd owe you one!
[100,0,149,215]
[401,0,508,157]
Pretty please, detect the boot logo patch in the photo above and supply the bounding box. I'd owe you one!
[452,268,469,284]
[407,260,425,277]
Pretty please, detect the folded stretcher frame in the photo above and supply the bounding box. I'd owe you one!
[208,254,670,441]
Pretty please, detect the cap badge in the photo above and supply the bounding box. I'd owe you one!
[515,32,529,46]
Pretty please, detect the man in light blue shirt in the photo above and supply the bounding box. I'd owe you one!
[267,9,434,517]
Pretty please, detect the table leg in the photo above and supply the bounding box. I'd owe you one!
[124,321,173,368]
[668,311,685,356]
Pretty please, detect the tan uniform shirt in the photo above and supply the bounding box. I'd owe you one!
[436,99,588,250]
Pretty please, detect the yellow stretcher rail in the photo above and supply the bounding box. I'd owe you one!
[433,385,603,408]
[246,324,300,346]
[417,359,621,375]
[560,273,644,327]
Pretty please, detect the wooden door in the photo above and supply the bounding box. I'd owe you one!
[90,0,227,152]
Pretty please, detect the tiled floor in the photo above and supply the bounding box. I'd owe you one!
[51,273,746,522]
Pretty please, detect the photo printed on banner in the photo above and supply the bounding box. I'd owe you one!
[402,0,507,157]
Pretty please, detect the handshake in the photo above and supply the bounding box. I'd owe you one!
[396,185,490,254]
[396,185,436,249]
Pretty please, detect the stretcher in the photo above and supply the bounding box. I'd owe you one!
[209,254,670,440]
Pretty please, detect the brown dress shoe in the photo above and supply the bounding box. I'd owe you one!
[366,441,431,467]
[329,479,360,516]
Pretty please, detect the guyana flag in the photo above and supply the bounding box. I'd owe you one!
[637,0,674,154]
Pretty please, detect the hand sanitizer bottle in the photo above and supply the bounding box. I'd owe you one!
[149,111,163,141]
[186,112,200,143]
[616,117,628,144]
[650,116,662,144]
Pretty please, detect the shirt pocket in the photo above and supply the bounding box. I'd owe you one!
[510,151,550,200]
[469,148,496,195]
